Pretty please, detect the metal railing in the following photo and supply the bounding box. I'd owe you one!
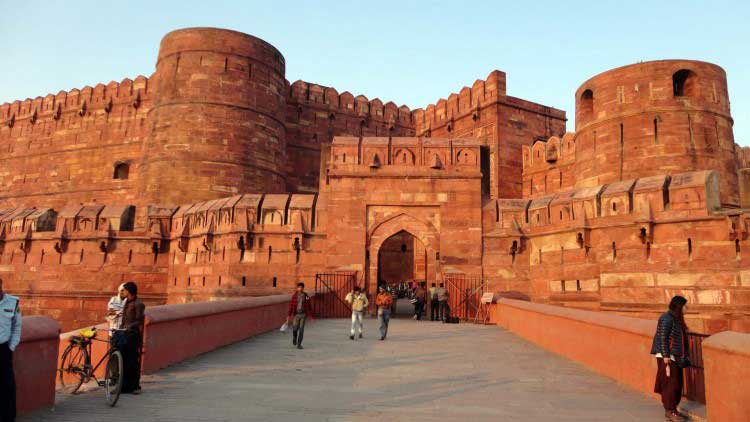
[311,272,356,318]
[443,274,485,321]
[683,332,708,404]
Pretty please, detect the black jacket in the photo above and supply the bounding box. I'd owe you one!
[650,311,688,358]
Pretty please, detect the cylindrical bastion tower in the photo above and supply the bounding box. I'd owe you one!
[139,27,287,205]
[573,60,738,206]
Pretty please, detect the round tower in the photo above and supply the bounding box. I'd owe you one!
[139,27,287,206]
[573,60,737,206]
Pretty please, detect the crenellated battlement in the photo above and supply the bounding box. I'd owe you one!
[0,75,151,128]
[488,170,723,232]
[288,80,413,127]
[411,70,507,132]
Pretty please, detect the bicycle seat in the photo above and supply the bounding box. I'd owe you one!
[79,328,97,338]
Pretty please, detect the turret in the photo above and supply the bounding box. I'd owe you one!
[139,27,288,205]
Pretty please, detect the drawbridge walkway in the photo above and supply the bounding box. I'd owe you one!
[22,318,665,421]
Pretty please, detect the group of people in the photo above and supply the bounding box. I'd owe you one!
[344,285,394,340]
[401,282,450,321]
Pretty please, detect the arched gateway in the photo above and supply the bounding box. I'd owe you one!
[367,213,440,298]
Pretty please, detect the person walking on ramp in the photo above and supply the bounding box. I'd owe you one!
[345,286,368,340]
[288,282,312,349]
[376,285,394,340]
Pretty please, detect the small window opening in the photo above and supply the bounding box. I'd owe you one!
[646,242,651,260]
[242,276,247,287]
[268,245,272,263]
[113,162,129,180]
[653,118,659,145]
[561,280,566,292]
[272,277,277,287]
[188,277,191,286]
[576,280,582,291]
[673,69,697,97]
[401,243,407,253]
[173,277,177,286]
[688,238,693,259]
[736,239,741,260]
[202,276,206,287]
[218,276,222,286]
[612,202,617,212]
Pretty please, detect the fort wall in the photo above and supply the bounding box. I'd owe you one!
[0,77,151,211]
[285,80,415,192]
[412,70,567,198]
[484,169,750,333]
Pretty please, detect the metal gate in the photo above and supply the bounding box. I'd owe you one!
[683,332,708,404]
[312,272,356,318]
[443,274,485,321]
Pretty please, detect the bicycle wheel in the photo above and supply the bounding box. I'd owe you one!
[105,350,124,407]
[59,342,88,394]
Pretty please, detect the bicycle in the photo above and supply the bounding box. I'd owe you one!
[58,326,125,406]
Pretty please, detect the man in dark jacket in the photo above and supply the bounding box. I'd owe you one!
[650,295,689,421]
[120,281,146,394]
[287,282,312,349]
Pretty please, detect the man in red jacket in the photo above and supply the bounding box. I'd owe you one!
[287,282,312,349]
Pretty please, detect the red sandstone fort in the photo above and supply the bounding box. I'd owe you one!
[1,27,749,333]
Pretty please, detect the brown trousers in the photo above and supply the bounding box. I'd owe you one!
[654,358,683,411]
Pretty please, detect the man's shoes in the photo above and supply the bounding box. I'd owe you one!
[132,388,142,395]
[665,410,684,421]
[297,344,303,350]
[292,339,297,346]
[359,333,363,339]
[350,335,354,340]
[673,410,689,419]
[380,336,385,341]
[412,315,418,320]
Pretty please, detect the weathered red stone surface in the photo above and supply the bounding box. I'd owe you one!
[1,27,749,334]
[15,316,60,415]
[702,331,750,421]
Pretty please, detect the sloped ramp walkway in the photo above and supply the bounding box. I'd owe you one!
[23,319,665,421]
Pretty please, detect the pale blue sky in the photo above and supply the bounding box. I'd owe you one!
[1,0,748,143]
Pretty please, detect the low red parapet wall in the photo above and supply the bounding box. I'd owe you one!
[55,295,291,382]
[141,295,290,373]
[16,316,60,415]
[702,331,750,422]
[493,299,658,397]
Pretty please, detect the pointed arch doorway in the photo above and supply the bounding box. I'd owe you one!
[366,213,440,315]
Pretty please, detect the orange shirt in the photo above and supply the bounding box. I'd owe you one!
[376,293,393,309]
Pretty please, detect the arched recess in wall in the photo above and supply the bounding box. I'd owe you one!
[393,148,415,165]
[673,69,698,97]
[113,161,129,180]
[579,89,594,123]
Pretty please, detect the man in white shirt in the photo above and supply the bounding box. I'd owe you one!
[107,283,128,330]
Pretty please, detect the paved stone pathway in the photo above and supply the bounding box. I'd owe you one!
[23,317,666,421]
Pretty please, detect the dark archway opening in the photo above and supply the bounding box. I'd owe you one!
[377,230,427,317]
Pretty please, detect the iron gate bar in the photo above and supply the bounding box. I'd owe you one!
[312,272,356,318]
[683,332,708,404]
